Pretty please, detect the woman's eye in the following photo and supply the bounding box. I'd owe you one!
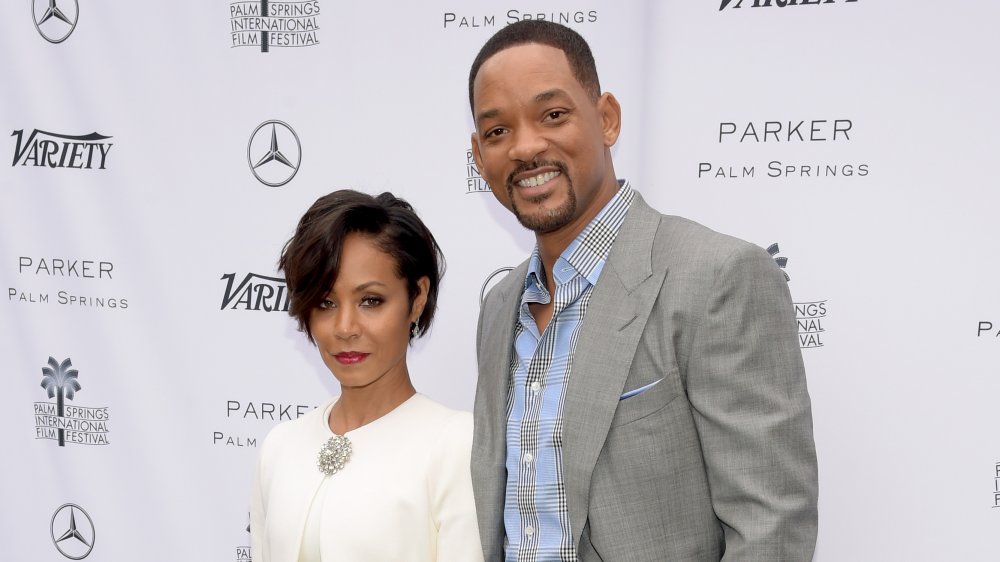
[360,296,384,308]
[318,299,335,309]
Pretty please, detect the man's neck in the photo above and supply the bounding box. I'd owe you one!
[533,176,620,295]
[534,230,576,295]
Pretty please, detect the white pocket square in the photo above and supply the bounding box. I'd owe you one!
[619,378,663,400]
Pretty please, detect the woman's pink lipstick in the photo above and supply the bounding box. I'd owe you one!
[334,352,369,365]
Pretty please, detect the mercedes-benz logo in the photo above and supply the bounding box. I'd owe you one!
[50,503,95,560]
[32,0,79,44]
[247,120,301,187]
[480,267,515,306]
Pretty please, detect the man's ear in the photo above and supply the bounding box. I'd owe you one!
[597,92,622,147]
[470,132,485,176]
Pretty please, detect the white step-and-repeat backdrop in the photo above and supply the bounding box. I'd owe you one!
[2,1,997,560]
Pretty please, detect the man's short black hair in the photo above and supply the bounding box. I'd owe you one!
[468,20,601,112]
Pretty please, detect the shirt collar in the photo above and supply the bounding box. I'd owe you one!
[523,179,634,291]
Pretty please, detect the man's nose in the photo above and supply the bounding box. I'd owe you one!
[508,126,548,163]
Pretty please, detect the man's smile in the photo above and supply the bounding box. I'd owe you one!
[516,170,561,188]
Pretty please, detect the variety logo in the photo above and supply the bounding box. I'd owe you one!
[719,0,858,10]
[220,272,290,312]
[444,9,598,29]
[32,0,79,43]
[215,400,314,448]
[35,357,111,447]
[978,321,999,339]
[231,0,320,51]
[11,130,113,170]
[698,118,869,180]
[480,267,515,305]
[465,150,490,194]
[247,121,301,187]
[8,257,128,309]
[50,503,95,560]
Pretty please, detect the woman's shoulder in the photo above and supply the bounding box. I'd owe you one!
[403,396,473,464]
[406,394,472,432]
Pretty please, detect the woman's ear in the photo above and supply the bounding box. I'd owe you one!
[411,276,430,323]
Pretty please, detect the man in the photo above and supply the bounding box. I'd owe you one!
[468,20,818,562]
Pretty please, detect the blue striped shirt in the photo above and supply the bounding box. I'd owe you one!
[504,180,634,562]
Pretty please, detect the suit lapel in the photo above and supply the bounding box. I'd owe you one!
[473,262,526,560]
[560,195,667,547]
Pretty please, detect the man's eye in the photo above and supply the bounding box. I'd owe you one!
[545,110,565,120]
[485,127,507,138]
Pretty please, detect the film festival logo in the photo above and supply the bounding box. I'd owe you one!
[719,0,858,10]
[11,129,113,170]
[766,243,828,350]
[465,150,490,194]
[236,515,251,561]
[231,0,320,52]
[50,503,95,560]
[699,119,869,181]
[35,357,111,447]
[221,272,290,312]
[247,120,301,187]
[32,0,78,44]
[978,321,999,340]
[994,462,1000,509]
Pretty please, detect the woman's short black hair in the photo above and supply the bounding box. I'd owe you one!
[278,189,444,344]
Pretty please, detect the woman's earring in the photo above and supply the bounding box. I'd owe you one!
[410,322,420,339]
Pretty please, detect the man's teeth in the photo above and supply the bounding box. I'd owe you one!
[517,171,560,188]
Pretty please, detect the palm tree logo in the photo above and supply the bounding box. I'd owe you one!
[258,0,270,52]
[766,243,790,282]
[40,357,82,447]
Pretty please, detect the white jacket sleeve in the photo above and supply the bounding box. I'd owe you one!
[429,412,484,562]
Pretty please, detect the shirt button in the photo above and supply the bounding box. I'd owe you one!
[525,525,535,536]
[530,381,541,393]
[523,452,534,463]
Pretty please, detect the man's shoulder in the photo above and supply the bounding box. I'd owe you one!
[629,194,759,257]
[657,214,752,252]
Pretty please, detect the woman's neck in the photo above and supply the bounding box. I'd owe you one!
[328,376,416,434]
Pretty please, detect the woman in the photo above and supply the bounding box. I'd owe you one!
[250,190,483,562]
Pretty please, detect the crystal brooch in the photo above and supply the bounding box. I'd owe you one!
[317,434,352,476]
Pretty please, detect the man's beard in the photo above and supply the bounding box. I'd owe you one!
[506,160,575,233]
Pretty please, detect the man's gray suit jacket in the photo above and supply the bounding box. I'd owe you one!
[472,192,818,561]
